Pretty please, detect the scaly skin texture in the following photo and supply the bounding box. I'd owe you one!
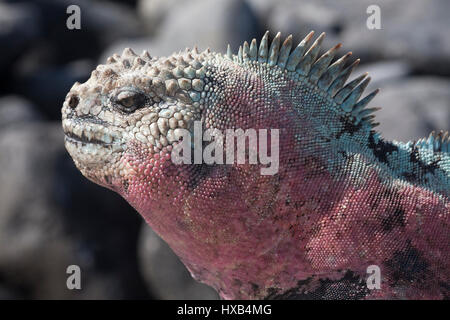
[61,31,449,299]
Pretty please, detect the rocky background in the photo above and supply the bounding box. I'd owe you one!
[0,0,448,299]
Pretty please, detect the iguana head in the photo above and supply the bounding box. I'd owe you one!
[62,47,211,190]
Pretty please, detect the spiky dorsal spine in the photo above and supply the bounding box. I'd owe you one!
[229,31,381,130]
[415,130,450,153]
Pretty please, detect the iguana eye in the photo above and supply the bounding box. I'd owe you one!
[114,90,146,112]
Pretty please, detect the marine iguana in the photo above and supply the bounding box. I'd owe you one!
[62,31,449,299]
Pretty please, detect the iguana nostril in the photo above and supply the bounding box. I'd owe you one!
[68,95,79,109]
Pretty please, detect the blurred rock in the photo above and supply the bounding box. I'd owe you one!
[246,0,347,51]
[70,0,142,48]
[3,0,143,79]
[7,0,144,119]
[0,284,22,300]
[355,60,412,89]
[0,2,42,75]
[342,0,450,76]
[154,0,260,54]
[0,122,149,299]
[108,0,138,8]
[137,0,181,34]
[265,1,344,50]
[105,0,261,60]
[372,77,450,142]
[0,96,42,129]
[139,225,219,300]
[9,0,143,59]
[13,59,94,121]
[247,0,450,75]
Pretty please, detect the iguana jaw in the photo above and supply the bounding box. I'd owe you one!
[63,119,120,145]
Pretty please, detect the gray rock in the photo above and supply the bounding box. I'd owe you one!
[2,0,142,75]
[137,0,182,34]
[72,0,143,47]
[355,60,412,89]
[0,2,42,72]
[29,0,142,48]
[341,0,450,75]
[14,59,94,120]
[247,0,450,75]
[104,0,261,60]
[0,284,21,300]
[264,1,344,50]
[371,77,450,142]
[245,0,278,22]
[0,122,149,299]
[10,0,145,121]
[0,96,42,129]
[139,225,219,300]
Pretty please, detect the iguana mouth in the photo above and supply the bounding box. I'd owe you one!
[62,118,121,147]
[63,118,125,170]
[64,131,110,145]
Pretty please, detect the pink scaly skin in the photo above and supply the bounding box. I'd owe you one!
[62,31,449,299]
